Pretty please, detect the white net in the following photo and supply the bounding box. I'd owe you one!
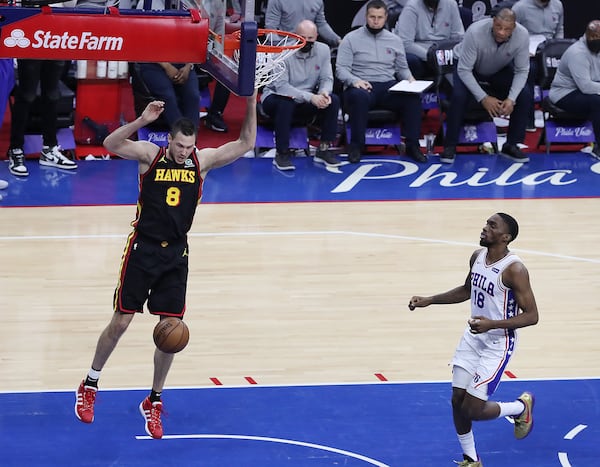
[233,30,305,88]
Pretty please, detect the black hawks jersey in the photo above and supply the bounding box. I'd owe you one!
[132,147,203,242]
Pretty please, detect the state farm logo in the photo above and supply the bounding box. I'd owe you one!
[3,28,123,51]
[3,29,30,48]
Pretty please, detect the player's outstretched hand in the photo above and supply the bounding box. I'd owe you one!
[141,100,165,123]
[408,296,432,311]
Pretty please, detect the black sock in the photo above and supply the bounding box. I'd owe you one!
[84,376,98,388]
[150,390,162,403]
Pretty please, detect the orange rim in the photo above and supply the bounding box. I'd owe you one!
[226,28,306,54]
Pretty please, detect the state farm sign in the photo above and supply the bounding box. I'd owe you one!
[0,7,209,63]
[4,28,123,51]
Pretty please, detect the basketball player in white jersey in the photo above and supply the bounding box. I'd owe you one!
[408,212,539,467]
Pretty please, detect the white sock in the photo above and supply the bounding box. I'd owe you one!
[457,430,477,462]
[87,368,101,381]
[498,400,525,418]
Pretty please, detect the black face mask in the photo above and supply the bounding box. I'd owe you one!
[300,41,314,53]
[366,25,385,36]
[424,0,439,9]
[587,39,600,54]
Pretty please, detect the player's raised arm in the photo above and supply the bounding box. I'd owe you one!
[197,91,257,176]
[103,101,165,168]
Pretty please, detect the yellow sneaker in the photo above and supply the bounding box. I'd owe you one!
[514,391,535,439]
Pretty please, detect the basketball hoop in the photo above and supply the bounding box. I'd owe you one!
[226,28,306,88]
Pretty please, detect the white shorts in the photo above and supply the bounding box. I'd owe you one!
[451,327,517,401]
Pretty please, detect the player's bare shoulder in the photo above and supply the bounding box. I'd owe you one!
[469,248,483,266]
[502,257,531,288]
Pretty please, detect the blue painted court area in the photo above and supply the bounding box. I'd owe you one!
[2,151,600,207]
[1,378,599,466]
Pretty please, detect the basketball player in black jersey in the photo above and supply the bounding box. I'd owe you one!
[75,92,257,439]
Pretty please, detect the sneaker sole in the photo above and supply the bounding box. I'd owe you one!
[39,160,78,170]
[314,157,342,167]
[440,158,455,164]
[205,123,227,133]
[273,162,295,171]
[9,169,29,177]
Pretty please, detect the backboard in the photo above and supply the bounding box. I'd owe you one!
[181,0,258,96]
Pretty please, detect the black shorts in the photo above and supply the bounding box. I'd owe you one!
[113,231,189,317]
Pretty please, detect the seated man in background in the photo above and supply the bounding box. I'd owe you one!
[512,0,564,131]
[265,0,342,46]
[261,20,341,171]
[394,0,464,79]
[336,0,425,164]
[440,8,532,164]
[549,20,600,160]
[135,0,200,130]
[511,0,564,40]
[138,62,200,129]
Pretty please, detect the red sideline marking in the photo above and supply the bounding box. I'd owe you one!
[375,373,388,382]
[245,376,257,385]
[210,377,223,386]
[504,370,517,379]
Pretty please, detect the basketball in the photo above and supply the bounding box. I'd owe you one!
[153,318,189,353]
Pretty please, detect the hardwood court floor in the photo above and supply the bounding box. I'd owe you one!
[1,198,599,392]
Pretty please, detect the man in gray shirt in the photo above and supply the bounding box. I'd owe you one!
[261,20,341,171]
[336,0,425,163]
[440,8,532,163]
[512,0,564,131]
[394,0,464,79]
[265,0,341,47]
[549,20,600,160]
[512,0,564,40]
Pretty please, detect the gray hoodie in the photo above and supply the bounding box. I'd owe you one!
[394,0,464,61]
[336,26,412,87]
[549,36,600,103]
[455,17,530,102]
[265,0,341,46]
[512,0,564,40]
[261,41,334,103]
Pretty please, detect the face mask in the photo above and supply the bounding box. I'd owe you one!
[535,0,550,7]
[366,25,384,35]
[424,0,439,9]
[300,41,314,53]
[587,39,600,54]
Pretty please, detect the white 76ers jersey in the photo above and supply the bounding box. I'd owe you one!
[470,248,522,337]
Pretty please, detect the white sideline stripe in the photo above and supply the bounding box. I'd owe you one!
[1,230,599,264]
[135,433,390,466]
[6,375,600,395]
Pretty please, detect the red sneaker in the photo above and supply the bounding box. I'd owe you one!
[75,380,97,423]
[139,397,164,439]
